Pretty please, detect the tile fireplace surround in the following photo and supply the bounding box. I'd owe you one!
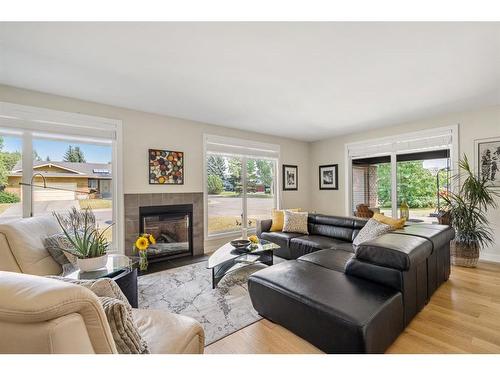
[124,193,204,257]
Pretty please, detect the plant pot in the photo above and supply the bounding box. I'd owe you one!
[450,240,479,268]
[77,254,108,272]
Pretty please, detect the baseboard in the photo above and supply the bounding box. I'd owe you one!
[480,251,500,263]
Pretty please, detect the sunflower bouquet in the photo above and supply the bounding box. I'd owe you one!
[134,233,156,271]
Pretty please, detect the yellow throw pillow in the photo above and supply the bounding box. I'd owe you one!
[270,208,300,232]
[372,212,406,230]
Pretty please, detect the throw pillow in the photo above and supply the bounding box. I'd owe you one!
[282,210,309,234]
[352,218,392,247]
[372,213,406,229]
[99,296,150,354]
[44,233,79,266]
[270,208,300,232]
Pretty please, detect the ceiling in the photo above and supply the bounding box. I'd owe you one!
[0,22,499,142]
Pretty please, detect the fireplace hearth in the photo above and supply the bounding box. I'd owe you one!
[139,204,193,262]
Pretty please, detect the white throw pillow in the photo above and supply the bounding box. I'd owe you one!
[352,218,392,247]
[282,211,309,234]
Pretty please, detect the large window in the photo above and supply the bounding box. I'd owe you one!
[347,127,457,223]
[205,135,279,238]
[0,102,122,250]
[0,131,23,221]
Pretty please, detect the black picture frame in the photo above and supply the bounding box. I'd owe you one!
[319,164,338,190]
[475,137,500,188]
[282,164,298,191]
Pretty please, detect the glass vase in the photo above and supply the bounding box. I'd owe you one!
[139,250,148,271]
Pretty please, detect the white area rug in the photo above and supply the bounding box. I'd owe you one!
[138,260,271,345]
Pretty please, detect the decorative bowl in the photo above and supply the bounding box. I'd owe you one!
[230,239,251,250]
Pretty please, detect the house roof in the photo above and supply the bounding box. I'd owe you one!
[9,161,112,179]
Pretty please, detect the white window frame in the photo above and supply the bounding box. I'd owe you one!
[0,102,124,253]
[203,134,280,240]
[345,125,459,217]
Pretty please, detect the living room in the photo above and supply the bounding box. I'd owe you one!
[1,1,500,373]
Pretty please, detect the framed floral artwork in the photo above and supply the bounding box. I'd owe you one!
[148,149,184,185]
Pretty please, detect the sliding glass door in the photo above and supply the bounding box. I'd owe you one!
[396,151,450,223]
[351,155,392,217]
[206,153,277,237]
[350,150,451,223]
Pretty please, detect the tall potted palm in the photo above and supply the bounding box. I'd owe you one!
[444,155,499,267]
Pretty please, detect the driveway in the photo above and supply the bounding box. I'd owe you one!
[0,200,112,229]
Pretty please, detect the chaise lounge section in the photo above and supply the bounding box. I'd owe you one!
[250,214,454,353]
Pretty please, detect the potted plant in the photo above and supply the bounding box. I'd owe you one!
[443,155,499,267]
[53,207,113,272]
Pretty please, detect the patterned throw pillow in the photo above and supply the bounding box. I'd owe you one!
[99,296,150,354]
[352,218,392,247]
[44,233,78,265]
[282,210,309,234]
[269,208,301,232]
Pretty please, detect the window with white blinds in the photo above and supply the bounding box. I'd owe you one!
[348,128,454,159]
[346,126,458,221]
[0,101,123,251]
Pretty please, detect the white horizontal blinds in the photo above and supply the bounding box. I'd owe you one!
[348,128,453,159]
[205,134,280,159]
[0,102,117,141]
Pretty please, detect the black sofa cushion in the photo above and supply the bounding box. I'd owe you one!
[394,224,455,252]
[355,233,432,271]
[248,260,404,353]
[260,231,303,249]
[308,214,367,242]
[331,241,356,253]
[290,235,349,255]
[298,249,354,272]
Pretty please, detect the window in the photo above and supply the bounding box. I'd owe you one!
[0,102,122,250]
[0,131,23,221]
[347,127,457,223]
[204,135,279,238]
[352,155,392,217]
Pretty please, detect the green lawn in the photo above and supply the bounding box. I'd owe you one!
[208,216,258,234]
[79,199,112,210]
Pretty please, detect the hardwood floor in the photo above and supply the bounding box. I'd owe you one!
[205,261,500,354]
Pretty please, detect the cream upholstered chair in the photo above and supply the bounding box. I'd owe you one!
[0,216,205,354]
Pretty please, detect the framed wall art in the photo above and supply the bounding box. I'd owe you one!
[319,164,338,190]
[149,149,184,185]
[282,164,298,191]
[475,137,500,187]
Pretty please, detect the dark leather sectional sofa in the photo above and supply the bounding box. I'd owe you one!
[250,214,455,353]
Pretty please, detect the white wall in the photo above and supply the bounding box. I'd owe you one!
[310,105,500,261]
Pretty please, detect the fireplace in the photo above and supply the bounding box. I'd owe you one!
[139,204,193,262]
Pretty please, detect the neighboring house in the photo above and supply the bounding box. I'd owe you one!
[6,161,112,201]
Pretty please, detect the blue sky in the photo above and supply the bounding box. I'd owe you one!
[1,136,111,164]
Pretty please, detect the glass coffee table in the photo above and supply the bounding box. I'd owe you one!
[63,254,139,307]
[207,239,280,288]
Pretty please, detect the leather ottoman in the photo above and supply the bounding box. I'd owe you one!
[248,260,404,353]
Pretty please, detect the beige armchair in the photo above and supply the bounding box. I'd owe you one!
[0,217,205,354]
